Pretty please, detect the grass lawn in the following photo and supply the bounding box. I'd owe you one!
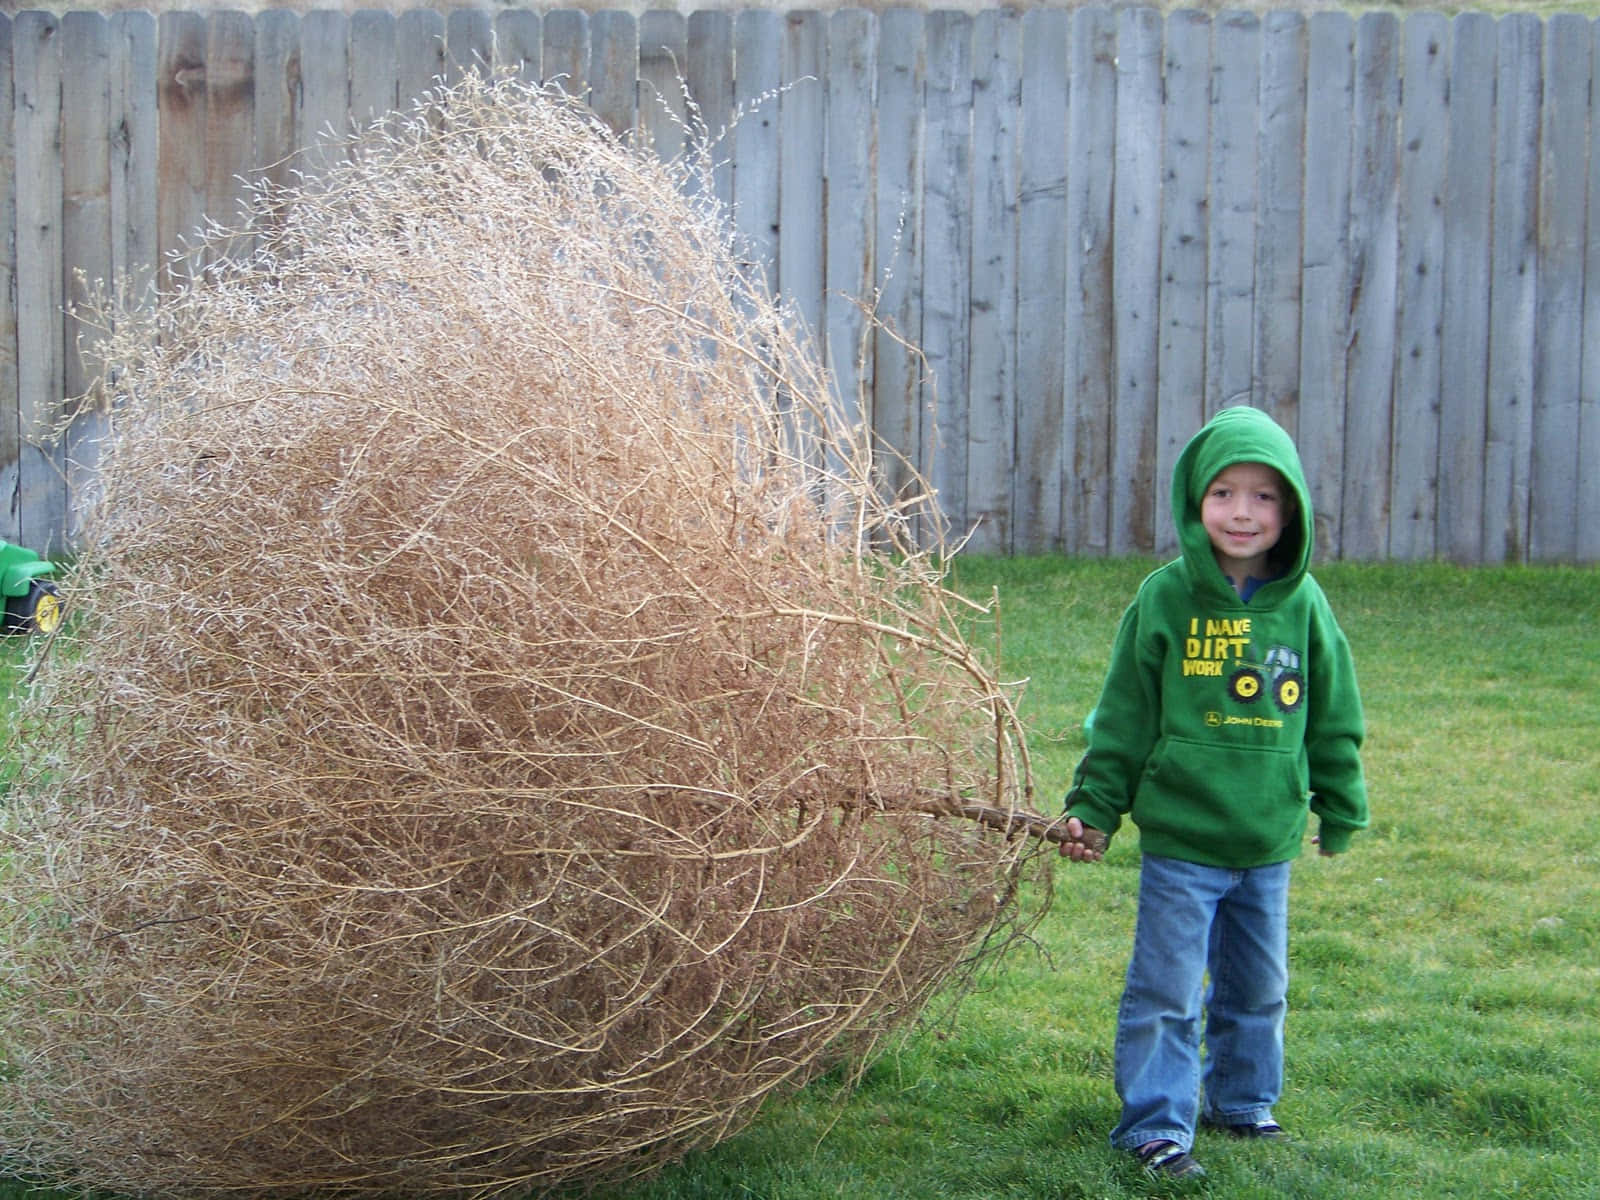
[576,556,1600,1200]
[4,556,1597,1199]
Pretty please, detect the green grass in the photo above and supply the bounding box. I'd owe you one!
[4,558,1597,1199]
[572,557,1600,1200]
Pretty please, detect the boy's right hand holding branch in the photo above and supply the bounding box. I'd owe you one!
[1058,815,1108,862]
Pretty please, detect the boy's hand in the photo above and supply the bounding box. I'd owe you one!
[1058,816,1108,862]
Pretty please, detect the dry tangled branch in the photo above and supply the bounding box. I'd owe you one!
[0,77,1054,1199]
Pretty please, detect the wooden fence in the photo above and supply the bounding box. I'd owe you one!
[4,6,1599,563]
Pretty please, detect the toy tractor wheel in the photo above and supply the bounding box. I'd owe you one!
[4,579,63,635]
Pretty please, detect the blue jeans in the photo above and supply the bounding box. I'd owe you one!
[1109,854,1291,1152]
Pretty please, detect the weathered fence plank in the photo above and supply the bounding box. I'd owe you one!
[60,13,112,532]
[350,11,398,130]
[778,10,823,345]
[1111,7,1161,555]
[1154,8,1209,561]
[1,14,21,545]
[252,10,297,204]
[541,9,587,99]
[1253,11,1306,439]
[588,10,636,136]
[638,10,687,159]
[1530,13,1588,562]
[444,6,491,85]
[13,11,67,552]
[61,12,111,404]
[1206,10,1259,417]
[395,7,445,109]
[1390,11,1447,563]
[870,8,925,525]
[1485,14,1541,564]
[1063,6,1115,556]
[7,7,1600,563]
[920,10,972,541]
[1014,7,1068,555]
[1297,12,1352,558]
[684,10,732,209]
[156,11,205,287]
[1582,19,1600,564]
[492,9,539,84]
[1438,12,1494,564]
[1341,13,1400,562]
[778,9,823,471]
[965,7,1020,554]
[298,10,348,173]
[97,10,155,536]
[731,10,778,284]
[202,9,256,259]
[109,11,156,303]
[822,8,874,446]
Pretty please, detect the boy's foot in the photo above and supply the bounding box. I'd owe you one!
[1135,1139,1207,1178]
[1207,1117,1287,1139]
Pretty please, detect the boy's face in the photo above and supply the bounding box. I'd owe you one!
[1200,462,1288,580]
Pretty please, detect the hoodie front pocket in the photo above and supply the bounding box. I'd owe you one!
[1134,737,1309,862]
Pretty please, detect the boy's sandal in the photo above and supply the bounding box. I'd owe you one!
[1135,1140,1208,1178]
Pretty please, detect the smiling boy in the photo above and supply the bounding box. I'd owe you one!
[1057,405,1370,1179]
[1201,460,1290,600]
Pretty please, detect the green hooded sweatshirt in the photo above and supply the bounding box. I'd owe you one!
[1065,406,1369,867]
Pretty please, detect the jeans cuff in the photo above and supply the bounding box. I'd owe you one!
[1112,1129,1193,1152]
[1202,1106,1273,1127]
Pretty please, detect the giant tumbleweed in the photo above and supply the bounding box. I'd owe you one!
[0,78,1053,1198]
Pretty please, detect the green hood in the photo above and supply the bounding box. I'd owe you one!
[1172,406,1314,605]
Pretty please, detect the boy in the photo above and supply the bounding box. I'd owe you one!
[1058,405,1369,1179]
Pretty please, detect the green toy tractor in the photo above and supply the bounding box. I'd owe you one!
[0,541,62,635]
